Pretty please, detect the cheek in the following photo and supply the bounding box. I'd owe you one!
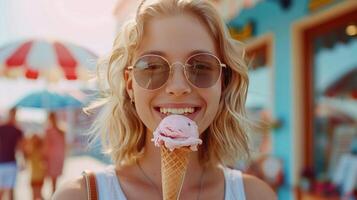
[207,89,221,116]
[132,84,157,132]
[133,87,151,107]
[208,81,222,112]
[199,84,222,133]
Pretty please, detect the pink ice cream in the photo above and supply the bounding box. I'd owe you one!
[152,115,202,151]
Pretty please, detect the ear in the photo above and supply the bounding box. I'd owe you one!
[124,69,134,100]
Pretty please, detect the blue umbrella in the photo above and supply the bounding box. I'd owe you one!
[15,90,83,111]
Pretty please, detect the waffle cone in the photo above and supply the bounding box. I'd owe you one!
[161,146,191,200]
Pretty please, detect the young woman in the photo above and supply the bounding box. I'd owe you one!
[53,0,276,199]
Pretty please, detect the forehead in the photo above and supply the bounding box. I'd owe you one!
[136,13,217,59]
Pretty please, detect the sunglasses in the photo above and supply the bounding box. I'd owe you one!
[127,53,226,90]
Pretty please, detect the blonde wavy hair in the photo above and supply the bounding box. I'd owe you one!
[87,0,251,168]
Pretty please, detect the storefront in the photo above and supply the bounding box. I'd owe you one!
[293,2,357,199]
[229,0,357,199]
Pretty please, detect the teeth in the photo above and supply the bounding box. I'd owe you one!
[159,107,195,115]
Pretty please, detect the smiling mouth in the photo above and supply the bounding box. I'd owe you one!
[154,107,201,116]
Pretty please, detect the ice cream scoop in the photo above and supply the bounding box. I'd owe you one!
[152,114,202,151]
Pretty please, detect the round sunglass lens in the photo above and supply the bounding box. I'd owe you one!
[133,56,170,90]
[185,54,221,88]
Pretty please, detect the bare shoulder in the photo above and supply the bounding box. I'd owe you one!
[242,174,277,200]
[52,176,87,200]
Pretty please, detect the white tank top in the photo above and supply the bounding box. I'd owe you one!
[95,165,246,200]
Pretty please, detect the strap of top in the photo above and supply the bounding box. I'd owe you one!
[94,166,127,200]
[223,167,246,200]
[82,170,98,200]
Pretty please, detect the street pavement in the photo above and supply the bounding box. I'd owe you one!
[14,155,107,200]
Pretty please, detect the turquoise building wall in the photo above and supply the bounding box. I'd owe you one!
[229,1,348,199]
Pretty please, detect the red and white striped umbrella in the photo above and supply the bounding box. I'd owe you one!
[0,39,98,82]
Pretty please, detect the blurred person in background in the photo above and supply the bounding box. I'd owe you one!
[0,108,24,200]
[43,112,66,195]
[24,134,46,200]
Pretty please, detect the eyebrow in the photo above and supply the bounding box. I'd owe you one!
[139,50,167,57]
[138,49,216,58]
[189,50,215,56]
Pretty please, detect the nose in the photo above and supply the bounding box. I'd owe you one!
[165,62,192,96]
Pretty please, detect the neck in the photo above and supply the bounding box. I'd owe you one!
[50,123,58,129]
[6,120,15,126]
